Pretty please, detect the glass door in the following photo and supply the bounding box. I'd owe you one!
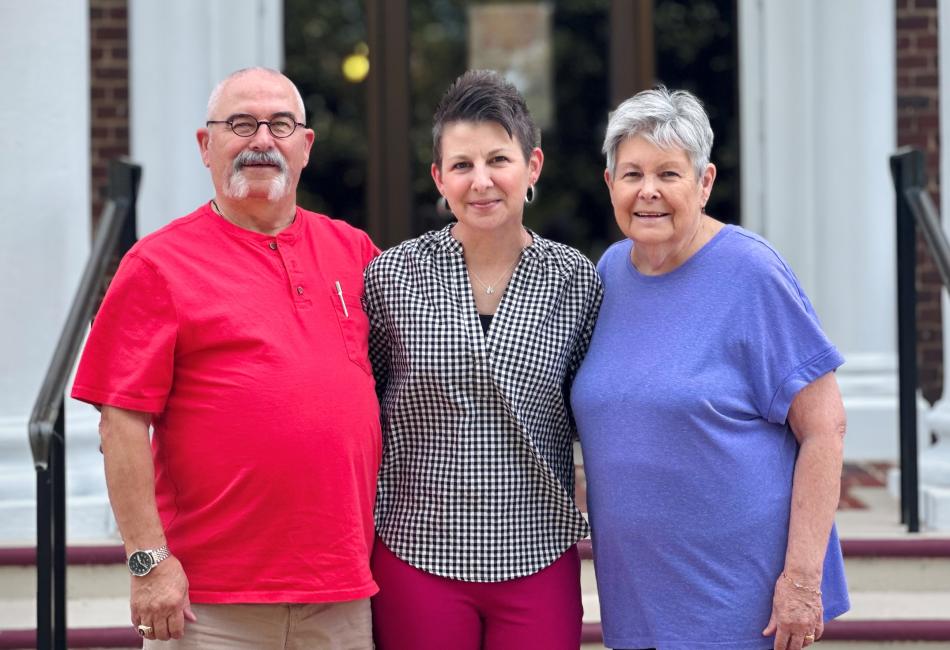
[285,0,739,255]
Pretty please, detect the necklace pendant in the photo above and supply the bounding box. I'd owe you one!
[485,286,495,295]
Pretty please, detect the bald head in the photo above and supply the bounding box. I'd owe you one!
[206,67,307,123]
[198,67,315,210]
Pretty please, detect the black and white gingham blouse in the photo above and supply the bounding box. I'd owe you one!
[364,225,603,582]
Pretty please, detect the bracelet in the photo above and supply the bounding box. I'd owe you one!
[782,571,822,597]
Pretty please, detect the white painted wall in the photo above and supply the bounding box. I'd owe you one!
[740,0,899,460]
[0,1,103,542]
[129,0,283,236]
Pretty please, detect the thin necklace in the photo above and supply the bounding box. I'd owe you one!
[211,199,228,219]
[469,255,521,295]
[211,199,295,232]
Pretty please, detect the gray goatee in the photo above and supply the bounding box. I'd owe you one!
[225,149,290,201]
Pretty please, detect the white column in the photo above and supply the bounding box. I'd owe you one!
[919,0,950,529]
[739,0,901,461]
[0,2,107,541]
[129,0,283,236]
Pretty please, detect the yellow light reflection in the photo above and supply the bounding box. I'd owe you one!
[343,42,370,83]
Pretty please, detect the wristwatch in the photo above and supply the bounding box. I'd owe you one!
[127,546,170,577]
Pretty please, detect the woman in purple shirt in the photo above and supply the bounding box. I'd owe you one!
[571,87,850,650]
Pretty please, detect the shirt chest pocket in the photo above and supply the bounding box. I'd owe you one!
[329,280,372,375]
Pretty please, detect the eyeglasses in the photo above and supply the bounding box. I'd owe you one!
[206,113,306,138]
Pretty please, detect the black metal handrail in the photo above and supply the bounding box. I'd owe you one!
[888,147,950,533]
[905,186,950,288]
[890,148,922,533]
[27,159,141,650]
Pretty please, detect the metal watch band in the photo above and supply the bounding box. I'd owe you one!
[151,545,170,566]
[128,545,171,576]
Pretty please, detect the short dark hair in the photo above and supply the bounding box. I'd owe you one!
[432,69,540,167]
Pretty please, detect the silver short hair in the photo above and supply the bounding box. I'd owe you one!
[206,67,306,123]
[602,86,713,179]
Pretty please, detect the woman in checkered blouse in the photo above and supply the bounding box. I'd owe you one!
[364,70,603,649]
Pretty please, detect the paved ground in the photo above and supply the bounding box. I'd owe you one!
[840,462,894,509]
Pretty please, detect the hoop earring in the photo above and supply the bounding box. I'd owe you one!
[437,195,452,217]
[525,185,536,205]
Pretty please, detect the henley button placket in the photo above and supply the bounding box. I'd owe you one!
[270,237,310,307]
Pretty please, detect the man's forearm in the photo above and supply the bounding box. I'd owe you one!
[99,405,166,553]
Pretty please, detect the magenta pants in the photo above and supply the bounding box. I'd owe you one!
[371,537,583,650]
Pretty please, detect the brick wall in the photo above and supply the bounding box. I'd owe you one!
[897,0,942,403]
[89,0,129,233]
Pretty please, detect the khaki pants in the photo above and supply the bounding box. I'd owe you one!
[143,599,372,650]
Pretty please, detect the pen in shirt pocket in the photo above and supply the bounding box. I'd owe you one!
[334,280,349,317]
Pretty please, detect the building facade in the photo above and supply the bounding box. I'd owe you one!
[1,0,946,540]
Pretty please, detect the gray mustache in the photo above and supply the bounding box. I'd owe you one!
[233,149,287,173]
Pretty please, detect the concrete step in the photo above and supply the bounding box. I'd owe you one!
[0,596,129,630]
[2,563,128,601]
[3,537,950,648]
[0,545,136,649]
[0,626,140,650]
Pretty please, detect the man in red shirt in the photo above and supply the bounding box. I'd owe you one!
[72,68,381,648]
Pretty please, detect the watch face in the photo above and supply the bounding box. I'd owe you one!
[128,551,153,576]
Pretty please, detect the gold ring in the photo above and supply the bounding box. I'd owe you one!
[137,624,153,637]
[804,633,816,642]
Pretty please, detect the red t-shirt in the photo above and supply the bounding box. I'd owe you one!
[72,204,382,603]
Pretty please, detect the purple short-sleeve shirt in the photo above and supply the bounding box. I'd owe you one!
[571,225,849,650]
